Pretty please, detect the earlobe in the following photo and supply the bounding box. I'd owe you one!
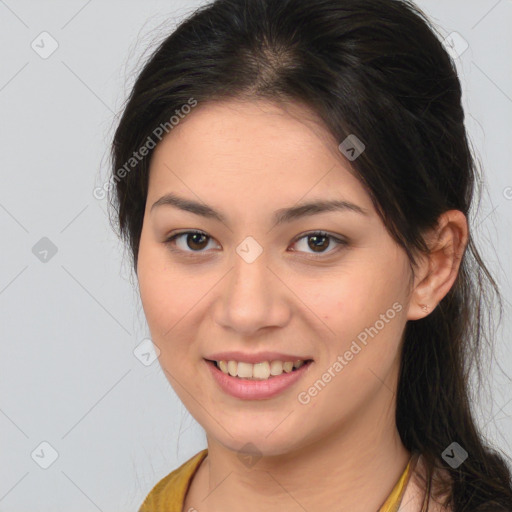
[420,304,430,313]
[407,284,435,321]
[406,210,468,321]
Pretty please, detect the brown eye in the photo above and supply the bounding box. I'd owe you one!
[183,232,209,250]
[291,231,347,256]
[164,230,218,254]
[307,234,330,252]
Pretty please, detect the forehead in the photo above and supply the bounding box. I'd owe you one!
[147,99,371,214]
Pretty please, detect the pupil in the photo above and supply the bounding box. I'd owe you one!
[188,233,208,250]
[308,235,328,252]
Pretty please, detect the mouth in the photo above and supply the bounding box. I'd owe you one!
[204,357,314,400]
[204,359,314,400]
[205,358,314,380]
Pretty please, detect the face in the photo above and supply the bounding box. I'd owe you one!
[137,99,414,457]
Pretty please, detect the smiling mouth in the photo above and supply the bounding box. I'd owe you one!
[205,359,314,380]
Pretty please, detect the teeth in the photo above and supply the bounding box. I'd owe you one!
[215,359,309,380]
[237,362,253,379]
[227,360,238,377]
[253,362,270,379]
[270,360,283,375]
[283,361,294,373]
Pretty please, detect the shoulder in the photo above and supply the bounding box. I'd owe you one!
[138,449,208,512]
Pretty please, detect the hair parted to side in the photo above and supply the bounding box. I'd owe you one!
[108,0,512,510]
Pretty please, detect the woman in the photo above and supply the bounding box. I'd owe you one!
[108,0,512,510]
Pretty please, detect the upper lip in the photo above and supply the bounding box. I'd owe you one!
[205,351,314,364]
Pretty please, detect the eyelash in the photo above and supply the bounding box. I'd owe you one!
[163,229,347,260]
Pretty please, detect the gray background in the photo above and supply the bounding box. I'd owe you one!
[0,1,511,510]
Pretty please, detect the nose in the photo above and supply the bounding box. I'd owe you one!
[213,246,291,337]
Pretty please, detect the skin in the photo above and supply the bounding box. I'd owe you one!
[136,99,468,512]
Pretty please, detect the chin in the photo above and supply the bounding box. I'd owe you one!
[211,427,304,459]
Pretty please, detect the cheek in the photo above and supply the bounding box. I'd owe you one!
[300,254,407,366]
[298,278,405,425]
[137,265,168,333]
[137,240,187,339]
[137,241,211,376]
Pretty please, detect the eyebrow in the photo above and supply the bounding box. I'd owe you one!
[150,192,369,225]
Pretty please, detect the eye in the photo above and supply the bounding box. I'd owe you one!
[290,231,347,257]
[164,230,219,255]
[163,230,347,258]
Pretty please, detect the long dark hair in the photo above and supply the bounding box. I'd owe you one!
[108,0,512,510]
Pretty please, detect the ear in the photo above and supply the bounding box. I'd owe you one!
[407,210,468,321]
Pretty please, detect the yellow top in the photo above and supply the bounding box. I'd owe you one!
[138,449,416,512]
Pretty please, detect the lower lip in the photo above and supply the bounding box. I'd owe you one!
[205,359,313,400]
